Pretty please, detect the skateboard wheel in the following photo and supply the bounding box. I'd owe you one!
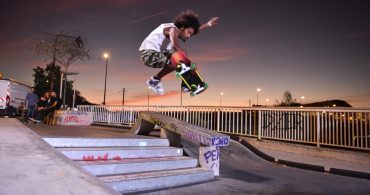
[175,72,181,78]
[190,63,196,70]
[204,83,209,89]
[190,92,195,96]
[191,84,197,91]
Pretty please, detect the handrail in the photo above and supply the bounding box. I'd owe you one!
[78,105,370,151]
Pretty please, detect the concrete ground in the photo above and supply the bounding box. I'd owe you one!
[25,122,370,195]
[0,118,118,195]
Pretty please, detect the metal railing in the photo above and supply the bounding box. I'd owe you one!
[77,105,370,151]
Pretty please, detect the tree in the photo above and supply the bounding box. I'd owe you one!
[35,32,92,106]
[276,90,299,107]
[32,63,94,106]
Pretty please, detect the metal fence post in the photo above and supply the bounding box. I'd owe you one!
[316,112,321,148]
[258,110,262,140]
[217,109,220,132]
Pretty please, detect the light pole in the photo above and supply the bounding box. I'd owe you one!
[118,88,125,106]
[256,88,261,106]
[147,87,150,110]
[103,53,109,105]
[62,72,79,108]
[301,96,305,105]
[265,98,269,106]
[51,34,83,92]
[180,87,183,106]
[220,92,224,106]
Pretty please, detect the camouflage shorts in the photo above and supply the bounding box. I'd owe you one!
[140,49,173,68]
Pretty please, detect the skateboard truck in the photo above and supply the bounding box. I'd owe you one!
[177,63,191,75]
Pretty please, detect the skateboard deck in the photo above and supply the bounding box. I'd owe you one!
[171,51,208,96]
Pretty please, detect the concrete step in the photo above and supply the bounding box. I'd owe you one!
[43,137,169,147]
[100,167,214,193]
[58,147,183,160]
[75,156,198,176]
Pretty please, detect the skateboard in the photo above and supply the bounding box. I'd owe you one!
[171,51,208,96]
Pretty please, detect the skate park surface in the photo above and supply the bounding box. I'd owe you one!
[1,117,370,195]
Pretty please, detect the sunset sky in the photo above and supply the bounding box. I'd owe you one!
[1,0,369,108]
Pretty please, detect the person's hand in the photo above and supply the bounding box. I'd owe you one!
[208,17,219,27]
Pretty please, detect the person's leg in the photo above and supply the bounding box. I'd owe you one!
[29,105,35,118]
[36,109,47,121]
[153,65,175,80]
[141,50,174,94]
[27,105,32,117]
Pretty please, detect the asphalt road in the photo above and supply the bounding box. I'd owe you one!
[28,124,370,195]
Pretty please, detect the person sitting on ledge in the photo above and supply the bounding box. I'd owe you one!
[35,91,62,123]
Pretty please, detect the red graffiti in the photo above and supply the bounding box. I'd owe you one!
[97,153,109,160]
[113,156,122,160]
[82,155,95,161]
[64,115,80,123]
[82,153,109,161]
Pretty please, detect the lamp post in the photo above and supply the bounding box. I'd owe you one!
[256,88,261,106]
[220,92,224,106]
[102,53,109,105]
[147,87,150,110]
[301,96,305,105]
[118,88,125,106]
[265,98,269,106]
[51,34,83,92]
[62,72,79,108]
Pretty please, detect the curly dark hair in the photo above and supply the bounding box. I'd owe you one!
[173,10,200,35]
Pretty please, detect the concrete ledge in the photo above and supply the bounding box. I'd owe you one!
[239,140,275,162]
[329,168,370,180]
[53,110,93,125]
[277,159,325,172]
[0,118,118,195]
[130,112,230,176]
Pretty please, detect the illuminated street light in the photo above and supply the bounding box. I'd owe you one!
[220,92,224,106]
[256,88,261,105]
[265,98,269,106]
[301,96,305,105]
[102,53,109,105]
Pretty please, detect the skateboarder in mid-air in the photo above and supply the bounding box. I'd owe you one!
[139,10,219,95]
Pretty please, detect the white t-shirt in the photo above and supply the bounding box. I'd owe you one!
[139,23,178,52]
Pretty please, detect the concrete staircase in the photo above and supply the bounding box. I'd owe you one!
[43,137,214,193]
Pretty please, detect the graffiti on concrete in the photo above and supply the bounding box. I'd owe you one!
[202,146,221,170]
[82,153,122,161]
[211,137,229,146]
[56,111,93,125]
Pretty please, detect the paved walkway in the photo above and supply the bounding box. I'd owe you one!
[241,137,370,174]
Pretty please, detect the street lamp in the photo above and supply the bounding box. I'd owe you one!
[265,98,269,106]
[256,88,261,105]
[301,96,305,105]
[147,87,150,110]
[118,88,125,106]
[102,53,109,105]
[61,72,79,108]
[220,92,224,106]
[51,34,83,92]
[180,86,183,106]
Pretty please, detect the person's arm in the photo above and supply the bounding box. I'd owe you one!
[199,17,219,31]
[169,27,183,52]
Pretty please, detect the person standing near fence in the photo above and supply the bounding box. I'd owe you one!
[25,87,38,119]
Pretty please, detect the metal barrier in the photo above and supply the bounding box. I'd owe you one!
[78,105,370,151]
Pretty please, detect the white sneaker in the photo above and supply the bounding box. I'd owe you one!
[147,77,164,95]
[182,86,190,93]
